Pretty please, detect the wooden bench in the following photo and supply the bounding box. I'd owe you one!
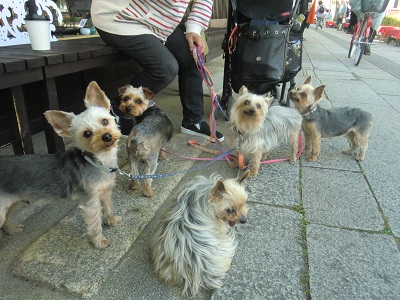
[0,36,133,155]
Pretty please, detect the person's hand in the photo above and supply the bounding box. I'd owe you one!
[185,32,205,53]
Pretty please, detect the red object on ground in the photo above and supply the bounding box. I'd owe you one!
[326,21,336,28]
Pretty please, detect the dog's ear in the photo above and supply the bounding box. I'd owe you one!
[142,87,155,100]
[264,96,273,106]
[118,84,130,96]
[304,76,312,85]
[44,110,75,138]
[237,170,250,184]
[238,85,248,95]
[313,85,325,102]
[210,180,226,201]
[85,81,111,110]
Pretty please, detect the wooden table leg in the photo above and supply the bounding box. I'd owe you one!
[4,87,35,155]
[42,77,65,153]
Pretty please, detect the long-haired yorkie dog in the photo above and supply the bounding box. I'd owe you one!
[152,170,250,298]
[288,76,372,162]
[0,81,121,249]
[116,84,173,197]
[225,86,303,177]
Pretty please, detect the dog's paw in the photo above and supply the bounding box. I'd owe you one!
[130,181,141,190]
[93,236,111,249]
[249,167,259,177]
[144,189,155,198]
[227,159,239,169]
[105,215,121,227]
[355,154,365,161]
[342,148,354,155]
[289,158,297,165]
[307,155,318,162]
[159,151,167,160]
[3,223,24,235]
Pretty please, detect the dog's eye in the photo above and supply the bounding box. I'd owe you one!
[244,100,250,106]
[300,92,306,97]
[102,119,109,126]
[135,100,142,104]
[256,103,261,109]
[124,96,130,102]
[83,131,92,138]
[226,208,236,214]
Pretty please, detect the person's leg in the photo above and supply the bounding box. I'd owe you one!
[364,29,376,55]
[96,29,179,135]
[347,11,358,33]
[165,25,203,126]
[97,29,178,93]
[165,25,223,141]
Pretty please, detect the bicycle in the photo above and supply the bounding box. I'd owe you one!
[348,0,389,66]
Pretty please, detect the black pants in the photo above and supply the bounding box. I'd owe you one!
[97,25,205,131]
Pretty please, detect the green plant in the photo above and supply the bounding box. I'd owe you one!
[381,16,400,26]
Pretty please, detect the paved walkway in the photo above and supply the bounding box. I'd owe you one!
[1,27,400,300]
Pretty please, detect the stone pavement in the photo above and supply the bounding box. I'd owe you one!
[1,27,400,300]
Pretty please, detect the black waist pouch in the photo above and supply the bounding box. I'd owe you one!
[234,24,289,84]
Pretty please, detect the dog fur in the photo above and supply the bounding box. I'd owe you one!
[152,170,250,298]
[288,75,372,161]
[117,84,174,197]
[225,86,303,177]
[0,81,121,249]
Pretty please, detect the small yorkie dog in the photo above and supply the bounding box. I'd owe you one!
[116,84,174,197]
[288,76,372,161]
[114,84,155,119]
[152,170,250,298]
[0,81,121,249]
[226,86,303,177]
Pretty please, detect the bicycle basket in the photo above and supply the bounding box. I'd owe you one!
[361,0,390,13]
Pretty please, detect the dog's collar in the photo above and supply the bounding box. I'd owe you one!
[302,105,318,117]
[78,150,118,173]
[145,100,157,112]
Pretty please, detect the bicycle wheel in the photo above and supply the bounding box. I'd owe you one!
[354,19,368,66]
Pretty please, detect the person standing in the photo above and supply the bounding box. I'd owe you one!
[336,0,347,30]
[90,0,224,142]
[315,1,326,29]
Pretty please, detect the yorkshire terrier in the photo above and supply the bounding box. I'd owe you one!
[114,84,155,119]
[117,84,173,197]
[288,76,373,161]
[152,170,250,298]
[225,86,303,177]
[0,81,121,249]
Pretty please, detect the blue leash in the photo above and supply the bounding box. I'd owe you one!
[117,149,233,180]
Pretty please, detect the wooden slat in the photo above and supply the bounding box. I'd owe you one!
[1,44,64,65]
[0,68,43,90]
[0,57,26,73]
[0,53,45,69]
[43,54,129,78]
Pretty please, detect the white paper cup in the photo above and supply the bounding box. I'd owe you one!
[25,19,51,50]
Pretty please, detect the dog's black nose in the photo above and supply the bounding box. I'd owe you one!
[245,109,255,115]
[125,106,132,112]
[288,90,293,95]
[240,216,247,224]
[102,133,112,142]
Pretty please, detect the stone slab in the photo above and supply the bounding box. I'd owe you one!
[213,203,305,300]
[303,167,383,231]
[307,224,400,300]
[361,141,400,238]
